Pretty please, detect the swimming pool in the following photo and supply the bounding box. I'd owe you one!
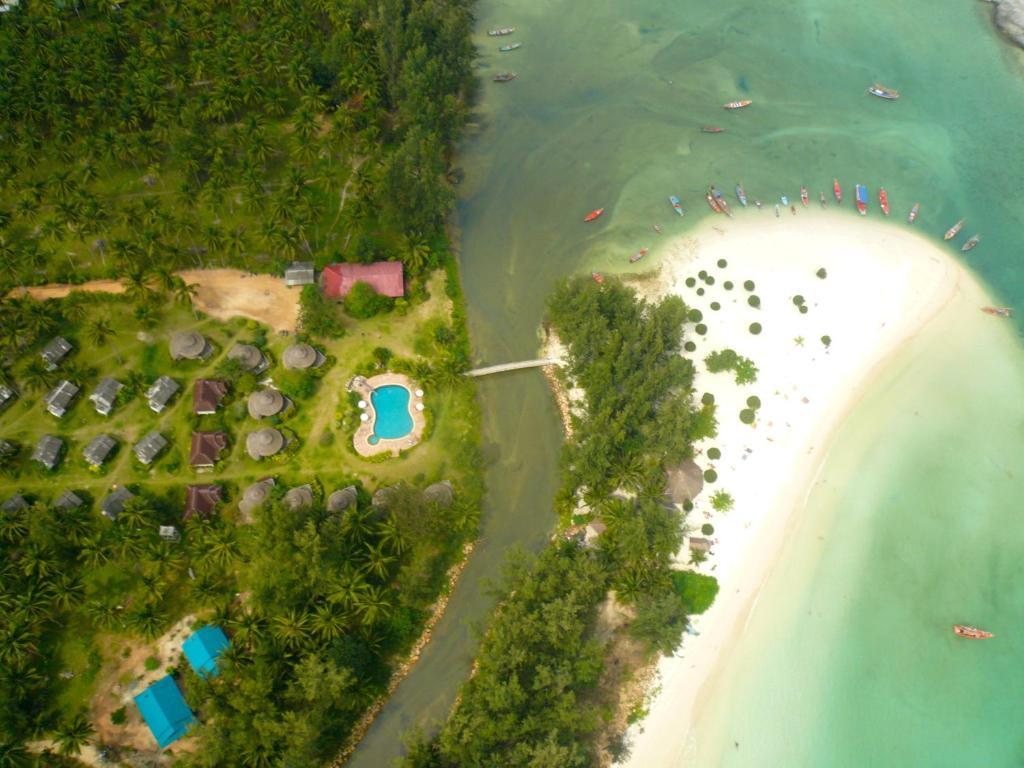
[370,385,413,441]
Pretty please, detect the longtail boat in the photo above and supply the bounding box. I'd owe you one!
[591,272,604,284]
[774,204,780,218]
[754,199,762,209]
[879,187,890,216]
[735,183,748,207]
[962,234,981,252]
[867,83,900,100]
[493,72,517,82]
[908,202,920,224]
[953,624,993,639]
[819,191,827,208]
[981,306,1012,318]
[780,195,789,206]
[706,191,723,214]
[583,208,604,223]
[710,186,733,217]
[855,184,868,216]
[701,126,723,133]
[833,178,842,204]
[653,224,663,234]
[944,219,965,240]
[488,27,516,36]
[669,195,684,217]
[499,42,522,52]
[800,186,809,206]
[629,247,649,264]
[723,100,752,109]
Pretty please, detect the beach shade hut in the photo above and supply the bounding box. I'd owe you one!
[228,343,268,374]
[665,459,705,504]
[246,427,285,460]
[182,625,230,678]
[423,480,454,508]
[239,478,275,516]
[282,343,322,370]
[247,388,286,419]
[169,331,211,361]
[327,486,358,514]
[284,484,314,510]
[133,675,195,750]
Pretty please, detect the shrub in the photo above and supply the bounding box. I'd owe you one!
[743,280,755,291]
[688,309,703,323]
[701,392,715,406]
[705,349,757,384]
[704,275,715,286]
[696,287,705,296]
[821,335,832,348]
[739,408,755,424]
[682,500,694,512]
[710,301,721,311]
[816,267,827,279]
[735,358,757,384]
[793,295,805,306]
[111,707,127,726]
[749,322,762,335]
[711,490,734,512]
[372,347,393,367]
[684,341,697,352]
[344,281,393,319]
[671,571,719,614]
[143,656,160,671]
[723,280,734,290]
[707,446,721,459]
[799,305,808,314]
[685,277,697,288]
[698,270,708,280]
[701,523,715,535]
[747,295,760,308]
[299,284,346,338]
[703,468,717,483]
[746,395,761,409]
[717,259,728,268]
[695,323,707,335]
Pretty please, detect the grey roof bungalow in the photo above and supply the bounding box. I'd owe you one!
[83,434,117,467]
[134,431,168,466]
[284,261,315,286]
[0,384,16,410]
[89,377,124,416]
[41,337,72,371]
[32,435,63,470]
[44,380,79,418]
[100,486,134,520]
[54,490,84,510]
[1,493,29,512]
[146,376,180,413]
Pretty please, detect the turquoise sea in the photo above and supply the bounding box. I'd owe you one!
[353,0,1024,765]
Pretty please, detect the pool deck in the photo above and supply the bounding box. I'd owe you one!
[351,373,426,457]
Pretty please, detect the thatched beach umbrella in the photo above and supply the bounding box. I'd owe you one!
[423,480,454,509]
[284,485,314,510]
[239,479,274,515]
[665,459,705,504]
[282,343,319,370]
[170,331,211,361]
[246,427,285,460]
[229,343,266,372]
[327,486,358,513]
[247,388,285,419]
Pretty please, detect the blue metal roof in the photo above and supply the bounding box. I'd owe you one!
[133,676,194,749]
[182,625,230,678]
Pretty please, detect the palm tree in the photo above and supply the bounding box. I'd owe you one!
[53,713,94,757]
[199,527,238,569]
[0,621,38,665]
[356,585,391,628]
[229,608,267,650]
[361,541,395,581]
[124,271,154,306]
[401,236,430,274]
[52,574,84,612]
[378,516,409,556]
[77,534,109,567]
[173,277,198,317]
[127,602,164,639]
[310,602,347,642]
[148,265,177,294]
[326,568,368,610]
[0,740,31,767]
[272,608,311,651]
[84,599,121,631]
[87,318,115,348]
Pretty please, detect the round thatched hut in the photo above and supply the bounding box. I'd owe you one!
[169,331,211,361]
[247,388,286,419]
[665,459,705,504]
[282,343,320,370]
[327,486,358,513]
[229,343,267,372]
[372,484,400,509]
[423,480,454,508]
[284,485,314,510]
[239,479,274,516]
[245,427,285,460]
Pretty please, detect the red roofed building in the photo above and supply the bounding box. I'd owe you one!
[322,262,405,300]
[183,484,223,522]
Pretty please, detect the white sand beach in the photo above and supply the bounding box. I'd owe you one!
[621,210,993,765]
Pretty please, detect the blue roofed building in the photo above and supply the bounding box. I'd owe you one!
[182,625,230,678]
[133,675,194,749]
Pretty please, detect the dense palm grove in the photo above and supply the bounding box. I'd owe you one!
[0,0,474,290]
[406,278,719,767]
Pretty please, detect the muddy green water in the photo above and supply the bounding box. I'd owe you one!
[351,0,1024,764]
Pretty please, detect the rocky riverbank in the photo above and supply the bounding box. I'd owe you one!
[986,0,1024,47]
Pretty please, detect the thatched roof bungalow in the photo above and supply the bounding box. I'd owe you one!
[169,331,211,361]
[245,427,285,460]
[282,343,322,370]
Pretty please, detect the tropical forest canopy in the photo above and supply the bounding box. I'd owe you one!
[0,0,475,290]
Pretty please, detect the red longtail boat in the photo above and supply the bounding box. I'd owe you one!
[584,208,605,223]
[953,624,993,639]
[879,187,890,216]
[833,178,842,204]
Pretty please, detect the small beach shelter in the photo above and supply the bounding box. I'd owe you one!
[133,675,195,749]
[182,625,230,678]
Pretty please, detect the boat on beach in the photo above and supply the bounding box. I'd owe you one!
[499,42,521,52]
[723,100,752,109]
[701,126,723,133]
[981,306,1012,318]
[908,202,920,223]
[710,186,733,217]
[493,72,517,82]
[706,191,723,214]
[855,184,868,215]
[591,271,604,284]
[735,183,748,207]
[867,83,900,100]
[774,204,780,218]
[833,178,842,204]
[754,199,762,209]
[653,224,663,234]
[962,234,981,252]
[944,219,965,240]
[819,191,827,208]
[879,187,890,216]
[629,247,649,264]
[953,624,993,639]
[488,27,516,36]
[583,208,604,222]
[800,186,809,206]
[669,195,684,217]
[780,195,789,206]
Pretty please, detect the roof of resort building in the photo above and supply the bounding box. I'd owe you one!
[282,342,321,370]
[133,675,195,750]
[1,494,29,512]
[246,427,285,459]
[32,434,63,469]
[169,331,211,361]
[327,486,358,513]
[159,525,180,542]
[193,379,228,415]
[44,380,79,417]
[666,459,705,504]
[0,384,16,409]
[688,536,712,552]
[239,478,275,516]
[284,261,316,286]
[89,377,123,416]
[134,431,168,465]
[583,520,607,548]
[284,484,314,510]
[247,388,286,419]
[54,490,84,510]
[41,336,72,370]
[189,431,229,467]
[322,261,405,299]
[183,484,223,521]
[182,625,230,678]
[423,480,454,508]
[146,376,180,412]
[83,434,117,467]
[100,486,134,520]
[228,343,268,373]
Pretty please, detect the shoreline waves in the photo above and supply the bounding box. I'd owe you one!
[619,212,994,765]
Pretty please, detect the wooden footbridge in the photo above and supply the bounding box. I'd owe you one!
[464,358,562,378]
